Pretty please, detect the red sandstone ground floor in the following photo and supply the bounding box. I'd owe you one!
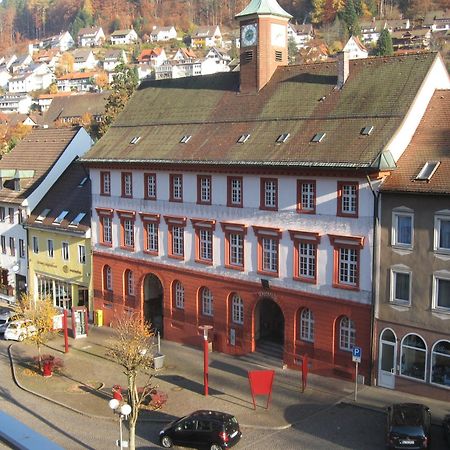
[93,251,372,381]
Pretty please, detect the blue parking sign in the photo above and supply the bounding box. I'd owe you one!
[352,346,362,363]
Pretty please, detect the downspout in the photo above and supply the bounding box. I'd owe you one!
[366,174,380,386]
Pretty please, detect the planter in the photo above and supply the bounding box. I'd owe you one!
[153,353,165,370]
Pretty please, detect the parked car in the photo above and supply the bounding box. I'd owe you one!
[386,403,431,449]
[159,410,241,449]
[443,414,450,446]
[0,308,17,334]
[4,320,36,341]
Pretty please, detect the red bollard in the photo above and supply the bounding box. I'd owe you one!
[112,384,123,401]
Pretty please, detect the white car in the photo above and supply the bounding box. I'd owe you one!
[4,320,36,341]
[0,308,16,334]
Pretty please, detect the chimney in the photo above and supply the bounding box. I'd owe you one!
[337,51,349,89]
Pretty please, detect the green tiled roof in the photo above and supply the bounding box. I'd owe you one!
[83,53,439,170]
[235,0,292,19]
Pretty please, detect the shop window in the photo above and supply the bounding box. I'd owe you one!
[430,340,450,387]
[400,333,426,381]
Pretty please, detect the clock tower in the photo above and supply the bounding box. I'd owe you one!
[236,0,292,93]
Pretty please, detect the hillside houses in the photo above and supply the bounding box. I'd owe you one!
[109,29,139,45]
[77,27,106,47]
[150,26,177,42]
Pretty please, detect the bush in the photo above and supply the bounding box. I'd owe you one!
[33,354,64,373]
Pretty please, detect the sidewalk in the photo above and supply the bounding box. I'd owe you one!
[8,325,450,430]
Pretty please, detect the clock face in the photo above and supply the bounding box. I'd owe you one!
[241,23,258,47]
[271,23,286,47]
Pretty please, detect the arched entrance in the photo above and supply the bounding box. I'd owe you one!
[143,274,164,337]
[255,297,284,346]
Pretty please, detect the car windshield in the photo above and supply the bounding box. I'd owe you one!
[0,319,7,325]
[8,323,18,330]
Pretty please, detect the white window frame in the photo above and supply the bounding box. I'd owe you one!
[102,216,112,244]
[102,172,111,194]
[300,308,314,342]
[78,245,86,264]
[200,176,211,203]
[434,213,450,254]
[172,175,183,201]
[174,281,184,309]
[299,242,316,279]
[201,288,213,316]
[338,247,358,286]
[62,241,69,261]
[262,237,278,273]
[341,183,357,215]
[126,270,134,296]
[229,233,244,267]
[390,267,412,305]
[105,266,113,291]
[300,181,315,211]
[231,294,244,325]
[432,272,450,313]
[146,222,158,252]
[146,174,156,198]
[123,173,132,197]
[339,316,356,351]
[172,226,184,256]
[264,179,277,208]
[47,239,54,258]
[123,219,134,247]
[430,340,450,388]
[392,210,414,249]
[230,178,242,206]
[199,229,212,261]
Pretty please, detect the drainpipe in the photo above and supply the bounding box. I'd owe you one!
[366,174,380,386]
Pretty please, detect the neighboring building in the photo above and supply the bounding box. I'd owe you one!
[427,17,450,32]
[360,19,411,44]
[287,23,314,49]
[204,47,231,69]
[72,49,98,71]
[42,31,75,52]
[0,66,11,89]
[103,49,127,72]
[32,49,61,70]
[0,94,32,114]
[37,92,76,112]
[10,54,33,74]
[343,36,368,59]
[192,26,222,48]
[173,48,196,62]
[0,127,92,303]
[42,92,108,126]
[391,29,431,52]
[56,72,97,92]
[375,91,450,402]
[150,26,177,42]
[137,48,167,67]
[26,161,92,314]
[77,27,105,47]
[82,0,449,383]
[8,63,54,93]
[110,29,138,45]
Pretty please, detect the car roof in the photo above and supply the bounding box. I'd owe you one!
[188,410,235,421]
[390,403,429,426]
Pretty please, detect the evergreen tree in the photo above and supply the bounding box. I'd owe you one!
[376,28,394,56]
[339,0,360,37]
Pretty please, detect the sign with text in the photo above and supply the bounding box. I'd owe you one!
[248,370,275,410]
[352,346,362,363]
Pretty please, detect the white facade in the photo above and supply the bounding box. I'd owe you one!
[110,29,138,45]
[8,64,53,93]
[73,51,98,71]
[343,36,368,60]
[0,94,32,113]
[150,26,177,42]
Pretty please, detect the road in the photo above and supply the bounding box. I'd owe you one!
[0,337,447,449]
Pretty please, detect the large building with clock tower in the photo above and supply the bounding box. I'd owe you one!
[236,0,291,93]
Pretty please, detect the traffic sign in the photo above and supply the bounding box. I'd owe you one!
[352,346,362,363]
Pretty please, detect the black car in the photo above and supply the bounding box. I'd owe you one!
[443,414,450,447]
[159,410,241,450]
[386,403,431,449]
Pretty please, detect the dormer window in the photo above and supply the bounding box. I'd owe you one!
[361,125,374,136]
[36,208,51,222]
[237,134,250,143]
[53,210,69,225]
[416,161,440,181]
[311,132,326,143]
[180,135,192,144]
[276,133,290,143]
[130,136,141,144]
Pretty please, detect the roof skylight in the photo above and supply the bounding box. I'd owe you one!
[36,208,51,222]
[311,132,326,143]
[415,161,440,181]
[53,210,69,225]
[69,212,86,227]
[276,133,290,143]
[237,134,250,144]
[361,126,374,136]
[180,135,192,144]
[78,177,88,187]
[130,136,141,144]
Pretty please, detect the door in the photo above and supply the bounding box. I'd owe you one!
[378,328,397,389]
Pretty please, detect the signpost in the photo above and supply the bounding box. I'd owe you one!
[352,346,362,402]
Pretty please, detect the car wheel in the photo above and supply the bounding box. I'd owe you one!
[210,444,222,450]
[17,334,24,342]
[160,435,173,448]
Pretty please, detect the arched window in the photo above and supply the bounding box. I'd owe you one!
[430,340,450,387]
[400,334,426,381]
[339,316,356,351]
[125,270,134,296]
[174,281,184,309]
[300,308,314,342]
[104,265,112,291]
[231,294,243,325]
[201,287,213,317]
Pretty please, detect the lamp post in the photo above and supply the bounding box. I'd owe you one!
[198,325,213,396]
[108,398,132,449]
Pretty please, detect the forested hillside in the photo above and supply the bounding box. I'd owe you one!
[0,0,448,52]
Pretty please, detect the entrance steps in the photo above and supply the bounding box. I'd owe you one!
[237,339,284,369]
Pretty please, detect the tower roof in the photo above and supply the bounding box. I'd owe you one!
[235,0,292,20]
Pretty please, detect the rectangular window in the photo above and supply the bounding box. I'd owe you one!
[102,216,112,245]
[338,247,358,286]
[337,181,358,217]
[1,236,6,254]
[392,211,413,248]
[260,178,278,210]
[0,207,5,222]
[19,239,25,258]
[9,237,15,256]
[100,171,111,195]
[172,226,184,257]
[47,239,54,258]
[144,173,157,200]
[297,180,316,213]
[227,176,243,207]
[62,242,69,261]
[391,269,411,304]
[230,233,244,267]
[197,175,212,205]
[78,245,86,264]
[434,276,450,311]
[299,242,316,280]
[123,219,134,248]
[121,172,133,198]
[8,208,14,224]
[146,222,159,253]
[435,215,450,253]
[262,237,278,273]
[32,236,39,254]
[170,174,183,202]
[199,229,213,262]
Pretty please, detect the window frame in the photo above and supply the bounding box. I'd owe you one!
[0,236,6,254]
[260,178,278,211]
[192,219,215,265]
[144,173,157,200]
[104,265,113,291]
[9,237,15,256]
[227,176,243,208]
[390,267,412,306]
[392,210,414,249]
[231,294,244,325]
[125,269,135,297]
[100,171,111,196]
[289,230,320,284]
[297,180,316,214]
[96,208,114,247]
[169,174,183,203]
[8,207,14,224]
[62,241,70,261]
[434,214,450,254]
[400,333,427,382]
[339,316,356,352]
[121,172,133,198]
[253,226,282,277]
[173,281,185,310]
[197,175,212,205]
[221,222,247,271]
[32,236,39,254]
[117,210,136,251]
[432,272,450,313]
[299,308,314,343]
[201,287,214,317]
[140,213,160,255]
[164,216,187,260]
[19,239,25,258]
[47,239,54,258]
[337,181,359,218]
[78,244,86,265]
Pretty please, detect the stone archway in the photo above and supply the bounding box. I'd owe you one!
[143,273,164,337]
[255,297,284,346]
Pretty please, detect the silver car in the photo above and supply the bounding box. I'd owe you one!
[0,308,16,334]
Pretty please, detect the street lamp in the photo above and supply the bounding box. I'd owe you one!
[109,398,132,449]
[198,325,213,396]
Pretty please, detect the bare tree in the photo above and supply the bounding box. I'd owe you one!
[108,314,156,450]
